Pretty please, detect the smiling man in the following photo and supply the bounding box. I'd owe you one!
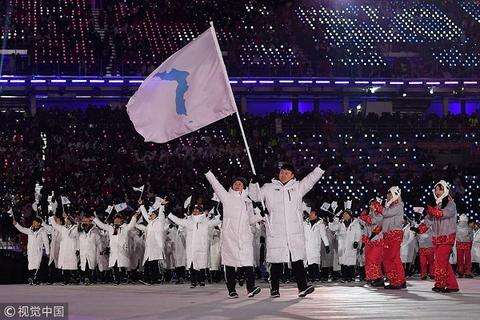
[249,163,326,298]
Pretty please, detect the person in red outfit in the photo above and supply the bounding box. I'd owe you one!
[456,214,474,278]
[359,200,384,287]
[411,222,435,280]
[424,180,459,293]
[381,186,406,289]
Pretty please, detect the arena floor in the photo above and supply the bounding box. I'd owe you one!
[0,279,479,320]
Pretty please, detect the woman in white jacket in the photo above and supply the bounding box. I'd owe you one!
[168,204,221,288]
[249,163,325,298]
[304,209,330,282]
[51,213,79,285]
[337,210,362,282]
[42,216,62,284]
[400,220,417,277]
[93,211,139,284]
[135,201,167,285]
[12,216,49,285]
[205,171,263,298]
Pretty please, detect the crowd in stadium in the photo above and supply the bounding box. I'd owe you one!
[2,0,480,77]
[1,107,480,295]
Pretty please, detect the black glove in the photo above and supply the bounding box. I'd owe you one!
[250,175,259,184]
[410,226,419,234]
[369,233,376,241]
[359,246,364,255]
[325,246,330,254]
[328,216,334,223]
[76,250,80,257]
[353,242,359,249]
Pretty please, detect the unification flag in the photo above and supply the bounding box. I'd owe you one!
[127,26,237,143]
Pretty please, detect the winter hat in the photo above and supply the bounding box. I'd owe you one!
[433,180,450,205]
[280,163,296,175]
[459,214,468,223]
[386,186,401,208]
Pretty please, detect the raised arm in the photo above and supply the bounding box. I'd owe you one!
[383,202,404,218]
[42,218,54,235]
[205,171,228,203]
[298,166,325,197]
[135,223,147,232]
[14,223,32,235]
[93,217,114,234]
[208,215,222,228]
[168,213,188,227]
[139,205,149,223]
[248,182,264,203]
[125,214,139,231]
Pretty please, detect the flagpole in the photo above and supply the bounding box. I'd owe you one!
[209,22,256,175]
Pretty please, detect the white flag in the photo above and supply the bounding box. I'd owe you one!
[413,207,425,214]
[133,185,144,193]
[183,195,192,209]
[344,200,352,210]
[331,201,338,212]
[32,202,38,212]
[211,193,220,202]
[7,208,13,217]
[114,203,128,212]
[61,196,71,205]
[127,26,237,143]
[320,202,331,212]
[105,205,114,214]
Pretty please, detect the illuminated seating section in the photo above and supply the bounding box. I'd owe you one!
[2,0,480,75]
[296,1,478,75]
[2,0,98,72]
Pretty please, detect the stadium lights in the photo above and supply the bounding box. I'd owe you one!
[72,79,87,83]
[51,79,66,83]
[31,79,46,83]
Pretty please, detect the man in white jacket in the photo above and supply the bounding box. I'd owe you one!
[249,163,325,298]
[51,213,79,285]
[304,209,330,282]
[168,204,221,288]
[93,211,139,285]
[136,200,167,285]
[12,216,50,285]
[78,214,102,285]
[205,171,263,298]
[336,210,362,282]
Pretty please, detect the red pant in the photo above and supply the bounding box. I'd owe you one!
[434,243,459,290]
[418,247,434,278]
[382,230,405,286]
[456,242,472,276]
[365,239,383,281]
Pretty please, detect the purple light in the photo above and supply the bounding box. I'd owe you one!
[51,79,66,83]
[279,80,294,84]
[259,80,274,84]
[72,79,87,83]
[31,79,46,83]
[408,81,423,85]
[229,80,238,84]
[444,81,459,85]
[242,80,257,84]
[108,80,124,83]
[129,80,143,84]
[0,80,8,83]
[315,80,330,84]
[389,81,404,85]
[371,81,386,85]
[10,80,25,83]
[354,81,369,84]
[90,79,105,83]
[298,80,313,84]
[334,81,349,84]
[426,81,440,85]
[464,81,478,85]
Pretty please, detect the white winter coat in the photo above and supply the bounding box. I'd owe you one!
[96,230,110,272]
[401,225,416,263]
[136,205,167,265]
[93,215,138,268]
[337,219,362,266]
[472,229,480,263]
[249,166,324,263]
[43,218,61,267]
[168,213,221,269]
[14,224,49,270]
[78,226,102,271]
[209,226,222,270]
[52,220,79,270]
[205,171,264,267]
[304,220,329,265]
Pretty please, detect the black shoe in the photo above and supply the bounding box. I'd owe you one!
[28,278,34,286]
[371,278,385,287]
[84,278,91,286]
[248,286,261,298]
[228,291,239,299]
[298,285,315,298]
[270,290,280,298]
[199,282,205,287]
[465,274,473,279]
[238,279,244,287]
[421,275,428,280]
[442,288,460,293]
[432,286,443,292]
[458,274,464,278]
[190,283,197,288]
[175,278,185,284]
[384,284,404,289]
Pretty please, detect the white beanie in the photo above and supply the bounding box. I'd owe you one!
[459,214,468,223]
[433,180,450,205]
[386,186,401,208]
